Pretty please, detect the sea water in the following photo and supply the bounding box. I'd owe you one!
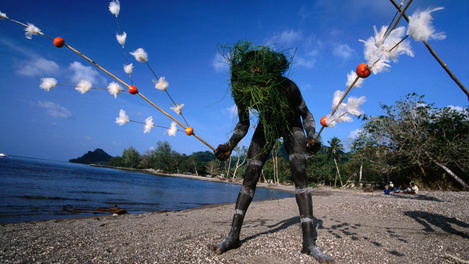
[0,156,292,223]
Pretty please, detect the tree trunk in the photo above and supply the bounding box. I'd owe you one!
[359,162,363,183]
[430,158,469,190]
[333,158,342,187]
[225,156,232,178]
[193,161,198,176]
[273,155,276,184]
[232,158,239,179]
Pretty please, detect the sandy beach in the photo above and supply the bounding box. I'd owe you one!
[1,187,468,263]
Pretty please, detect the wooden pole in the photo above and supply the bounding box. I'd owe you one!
[4,16,217,151]
[389,0,469,100]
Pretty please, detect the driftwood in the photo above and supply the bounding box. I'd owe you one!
[63,205,127,215]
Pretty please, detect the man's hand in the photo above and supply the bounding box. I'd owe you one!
[215,144,232,161]
[306,138,321,154]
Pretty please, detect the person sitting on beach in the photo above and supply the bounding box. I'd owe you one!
[384,185,391,195]
[212,42,333,263]
[403,183,418,194]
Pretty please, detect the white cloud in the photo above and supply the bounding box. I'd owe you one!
[265,29,302,48]
[333,43,353,60]
[36,100,72,119]
[69,61,105,84]
[447,105,466,113]
[294,56,314,69]
[212,52,228,72]
[17,57,59,77]
[227,104,238,118]
[294,49,318,69]
[348,128,364,140]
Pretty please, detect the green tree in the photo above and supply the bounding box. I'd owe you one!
[150,141,174,172]
[357,93,469,190]
[122,147,140,168]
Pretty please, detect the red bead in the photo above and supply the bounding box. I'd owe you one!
[53,37,65,48]
[356,63,371,78]
[185,127,194,136]
[129,86,138,94]
[320,116,328,127]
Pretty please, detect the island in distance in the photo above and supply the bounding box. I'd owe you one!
[69,148,112,165]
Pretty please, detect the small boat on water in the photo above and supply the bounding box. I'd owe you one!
[0,153,7,158]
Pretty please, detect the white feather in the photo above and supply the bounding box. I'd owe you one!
[40,78,57,91]
[346,71,364,88]
[109,0,120,17]
[153,77,169,91]
[115,109,129,126]
[107,82,123,98]
[116,32,127,48]
[75,80,92,94]
[384,26,413,61]
[0,11,7,19]
[144,116,155,133]
[25,23,41,39]
[346,96,366,116]
[170,104,184,115]
[130,48,148,63]
[408,7,446,42]
[326,91,366,127]
[332,90,344,109]
[167,122,177,136]
[360,25,413,74]
[123,63,133,74]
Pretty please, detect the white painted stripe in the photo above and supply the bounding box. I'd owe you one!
[235,209,244,216]
[295,187,311,194]
[300,217,313,224]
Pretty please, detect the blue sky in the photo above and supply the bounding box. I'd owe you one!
[1,0,468,161]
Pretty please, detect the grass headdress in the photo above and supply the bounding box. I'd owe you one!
[226,41,293,150]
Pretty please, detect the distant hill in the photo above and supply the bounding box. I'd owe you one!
[69,148,113,164]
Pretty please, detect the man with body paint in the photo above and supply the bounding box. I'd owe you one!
[212,42,334,263]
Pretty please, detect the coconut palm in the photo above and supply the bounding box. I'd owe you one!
[328,137,344,187]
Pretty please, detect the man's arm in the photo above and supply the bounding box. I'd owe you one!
[215,105,250,161]
[298,97,316,139]
[292,83,321,154]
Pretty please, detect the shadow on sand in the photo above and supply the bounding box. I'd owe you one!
[404,211,469,239]
[390,194,443,202]
[241,215,407,257]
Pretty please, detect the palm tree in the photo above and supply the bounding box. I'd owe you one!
[328,137,344,187]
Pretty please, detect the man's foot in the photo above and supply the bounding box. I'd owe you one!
[212,235,241,254]
[301,245,335,263]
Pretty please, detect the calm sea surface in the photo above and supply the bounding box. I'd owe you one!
[0,156,292,224]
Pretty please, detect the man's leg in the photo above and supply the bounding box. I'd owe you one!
[285,128,334,263]
[213,126,271,254]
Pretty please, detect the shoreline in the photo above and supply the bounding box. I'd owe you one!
[89,163,297,193]
[1,188,467,263]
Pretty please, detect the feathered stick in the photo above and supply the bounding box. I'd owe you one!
[39,78,130,98]
[129,48,190,127]
[115,109,183,134]
[2,14,215,151]
[389,0,469,100]
[108,0,133,85]
[316,5,415,139]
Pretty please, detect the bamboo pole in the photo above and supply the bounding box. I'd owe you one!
[3,16,216,151]
[315,33,410,140]
[388,0,413,34]
[389,0,469,100]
